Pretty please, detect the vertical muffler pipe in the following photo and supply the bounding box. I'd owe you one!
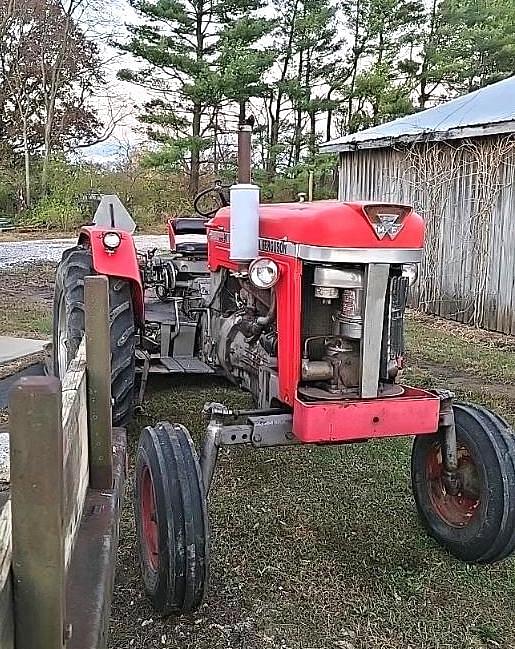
[238,125,252,184]
[230,125,260,262]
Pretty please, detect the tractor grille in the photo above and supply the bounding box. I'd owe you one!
[380,274,409,380]
[389,275,409,358]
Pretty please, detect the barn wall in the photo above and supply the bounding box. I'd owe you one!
[338,137,515,335]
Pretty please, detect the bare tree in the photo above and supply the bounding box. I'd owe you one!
[39,0,105,192]
[0,0,41,206]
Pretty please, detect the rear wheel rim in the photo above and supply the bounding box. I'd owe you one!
[426,441,481,528]
[57,295,68,378]
[141,466,159,571]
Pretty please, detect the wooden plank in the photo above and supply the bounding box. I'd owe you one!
[0,495,13,649]
[9,376,66,649]
[61,339,89,568]
[0,497,11,592]
[0,434,9,485]
[67,428,127,649]
[85,276,113,490]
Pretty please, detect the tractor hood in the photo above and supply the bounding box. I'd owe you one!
[207,200,424,250]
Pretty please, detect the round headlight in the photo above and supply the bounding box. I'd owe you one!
[402,263,419,286]
[102,231,122,251]
[249,258,280,289]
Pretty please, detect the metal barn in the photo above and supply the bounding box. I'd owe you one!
[321,76,515,335]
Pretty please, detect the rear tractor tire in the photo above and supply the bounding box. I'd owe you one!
[53,246,136,426]
[411,403,515,563]
[135,422,209,615]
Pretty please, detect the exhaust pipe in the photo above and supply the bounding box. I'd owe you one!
[238,125,252,184]
[230,125,260,262]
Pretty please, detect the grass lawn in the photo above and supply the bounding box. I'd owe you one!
[1,263,514,649]
[0,263,55,338]
[110,321,515,649]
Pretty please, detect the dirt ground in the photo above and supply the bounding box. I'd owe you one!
[1,263,515,649]
[0,262,55,338]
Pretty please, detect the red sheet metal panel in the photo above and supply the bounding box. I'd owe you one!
[293,387,441,443]
[208,200,424,250]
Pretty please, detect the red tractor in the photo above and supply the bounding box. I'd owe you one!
[54,127,515,616]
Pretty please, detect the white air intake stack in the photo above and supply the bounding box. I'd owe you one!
[230,125,260,262]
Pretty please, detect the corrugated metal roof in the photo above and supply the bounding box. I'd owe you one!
[321,76,515,153]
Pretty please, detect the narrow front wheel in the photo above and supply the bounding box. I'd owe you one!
[135,422,209,614]
[411,403,515,563]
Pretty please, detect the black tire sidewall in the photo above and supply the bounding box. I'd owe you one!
[134,434,173,605]
[412,403,513,562]
[53,247,87,371]
[134,423,209,615]
[53,246,136,425]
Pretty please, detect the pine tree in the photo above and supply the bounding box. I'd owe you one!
[119,0,272,195]
[292,0,339,159]
[432,0,515,93]
[411,0,515,108]
[340,0,424,131]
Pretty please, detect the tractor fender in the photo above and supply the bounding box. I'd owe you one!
[78,225,145,325]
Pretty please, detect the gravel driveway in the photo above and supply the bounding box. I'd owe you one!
[0,235,169,269]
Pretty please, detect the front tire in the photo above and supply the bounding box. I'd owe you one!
[53,246,136,425]
[411,403,515,563]
[135,423,209,615]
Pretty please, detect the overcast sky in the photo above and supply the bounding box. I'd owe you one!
[81,1,147,164]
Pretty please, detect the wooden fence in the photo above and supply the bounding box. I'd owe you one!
[0,276,126,649]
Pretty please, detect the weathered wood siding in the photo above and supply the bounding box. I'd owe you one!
[339,136,515,334]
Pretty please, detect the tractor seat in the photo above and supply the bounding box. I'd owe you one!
[167,218,208,257]
[173,218,207,235]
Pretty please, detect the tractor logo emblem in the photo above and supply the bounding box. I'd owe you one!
[373,213,404,240]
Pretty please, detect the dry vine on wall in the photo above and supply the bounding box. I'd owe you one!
[403,136,515,328]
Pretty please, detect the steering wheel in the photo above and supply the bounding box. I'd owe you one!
[193,180,231,218]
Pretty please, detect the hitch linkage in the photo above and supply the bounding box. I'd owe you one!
[200,402,295,495]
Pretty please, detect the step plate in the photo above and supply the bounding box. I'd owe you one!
[161,356,214,374]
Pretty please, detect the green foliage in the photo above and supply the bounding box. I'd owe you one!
[256,154,338,202]
[26,196,81,231]
[120,0,274,194]
[432,0,515,91]
[2,0,515,229]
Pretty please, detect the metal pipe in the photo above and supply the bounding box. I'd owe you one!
[308,171,314,201]
[200,419,221,496]
[231,407,287,418]
[238,125,252,184]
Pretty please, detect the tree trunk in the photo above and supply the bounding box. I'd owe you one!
[326,87,334,141]
[22,119,31,208]
[213,108,219,174]
[418,0,438,109]
[41,8,72,196]
[309,110,316,156]
[266,0,300,178]
[190,102,201,195]
[189,0,204,196]
[41,105,54,194]
[347,0,362,132]
[293,46,304,165]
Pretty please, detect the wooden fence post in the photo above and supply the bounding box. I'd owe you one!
[85,275,113,490]
[9,376,66,649]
